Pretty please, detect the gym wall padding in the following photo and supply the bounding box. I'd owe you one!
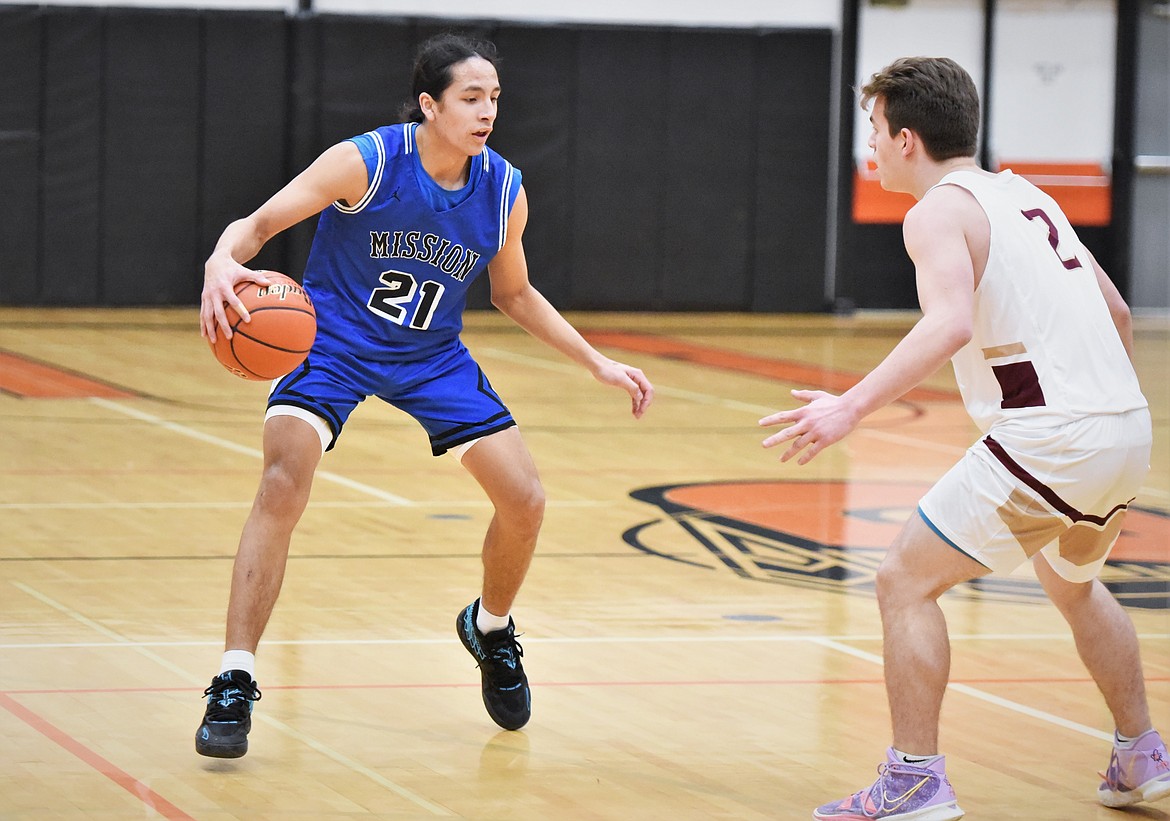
[661,29,756,312]
[570,27,668,310]
[42,10,102,304]
[317,16,414,147]
[200,12,290,282]
[0,6,835,311]
[837,225,917,310]
[487,25,577,310]
[0,7,41,304]
[101,10,203,304]
[751,30,832,312]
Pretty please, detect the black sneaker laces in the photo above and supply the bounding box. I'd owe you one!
[480,632,525,683]
[202,677,262,722]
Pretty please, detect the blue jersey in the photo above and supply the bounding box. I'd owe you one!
[303,123,522,362]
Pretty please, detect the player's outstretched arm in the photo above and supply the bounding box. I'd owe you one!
[200,141,367,342]
[760,189,977,464]
[487,186,654,418]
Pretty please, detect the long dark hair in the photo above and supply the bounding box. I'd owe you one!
[399,33,500,123]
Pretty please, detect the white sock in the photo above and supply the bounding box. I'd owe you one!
[476,599,510,635]
[219,650,256,679]
[893,748,942,767]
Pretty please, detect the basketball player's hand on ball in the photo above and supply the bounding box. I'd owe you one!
[592,360,654,419]
[759,389,860,465]
[200,256,273,343]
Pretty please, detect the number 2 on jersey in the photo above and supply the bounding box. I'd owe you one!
[1021,208,1083,270]
[367,270,445,330]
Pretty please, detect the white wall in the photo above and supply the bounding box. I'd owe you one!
[24,0,842,28]
[313,0,839,27]
[991,0,1115,164]
[853,0,1116,168]
[854,0,986,163]
[29,0,294,7]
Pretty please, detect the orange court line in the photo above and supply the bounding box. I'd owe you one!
[0,351,139,398]
[0,693,197,821]
[582,331,959,402]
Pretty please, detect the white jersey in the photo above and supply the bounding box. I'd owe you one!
[932,169,1147,433]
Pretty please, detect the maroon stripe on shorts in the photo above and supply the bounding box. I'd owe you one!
[981,436,1132,526]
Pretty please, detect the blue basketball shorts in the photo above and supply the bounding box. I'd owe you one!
[266,339,515,456]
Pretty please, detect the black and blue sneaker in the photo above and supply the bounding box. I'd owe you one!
[457,600,531,730]
[195,670,262,758]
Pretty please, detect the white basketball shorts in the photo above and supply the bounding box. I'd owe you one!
[918,408,1152,583]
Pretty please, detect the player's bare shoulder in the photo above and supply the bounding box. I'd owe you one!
[915,181,984,224]
[905,181,990,271]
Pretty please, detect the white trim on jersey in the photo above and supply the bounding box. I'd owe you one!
[404,122,416,155]
[498,161,514,250]
[333,129,385,215]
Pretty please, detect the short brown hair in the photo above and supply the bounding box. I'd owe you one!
[860,56,980,161]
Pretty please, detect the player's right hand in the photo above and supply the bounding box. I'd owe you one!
[200,257,272,343]
[759,389,858,465]
[592,359,654,419]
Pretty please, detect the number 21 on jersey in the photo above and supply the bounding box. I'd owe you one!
[367,270,445,330]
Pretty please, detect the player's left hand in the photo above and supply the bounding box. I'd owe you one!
[759,389,858,465]
[593,360,654,419]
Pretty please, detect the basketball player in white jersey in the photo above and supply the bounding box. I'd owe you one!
[760,57,1167,820]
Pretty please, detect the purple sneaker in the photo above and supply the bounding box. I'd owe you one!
[1098,729,1170,807]
[813,748,964,820]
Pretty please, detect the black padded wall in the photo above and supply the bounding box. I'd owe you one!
[0,7,41,304]
[102,10,202,304]
[486,25,577,309]
[0,6,291,306]
[836,225,916,309]
[317,15,414,146]
[0,7,835,311]
[752,30,833,312]
[285,12,322,275]
[42,10,102,304]
[201,12,290,278]
[571,28,669,309]
[662,30,757,311]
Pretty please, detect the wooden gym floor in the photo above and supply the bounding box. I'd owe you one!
[1,307,1167,820]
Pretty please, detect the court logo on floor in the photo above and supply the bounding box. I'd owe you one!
[624,481,1170,609]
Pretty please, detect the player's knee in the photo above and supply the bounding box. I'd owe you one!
[254,463,312,519]
[502,478,545,531]
[874,553,932,607]
[1041,571,1094,615]
[874,560,903,607]
[520,481,546,525]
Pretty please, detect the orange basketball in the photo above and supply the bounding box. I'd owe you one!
[209,272,316,381]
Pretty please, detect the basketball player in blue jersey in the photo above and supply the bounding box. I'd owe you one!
[761,58,1166,819]
[195,33,653,758]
